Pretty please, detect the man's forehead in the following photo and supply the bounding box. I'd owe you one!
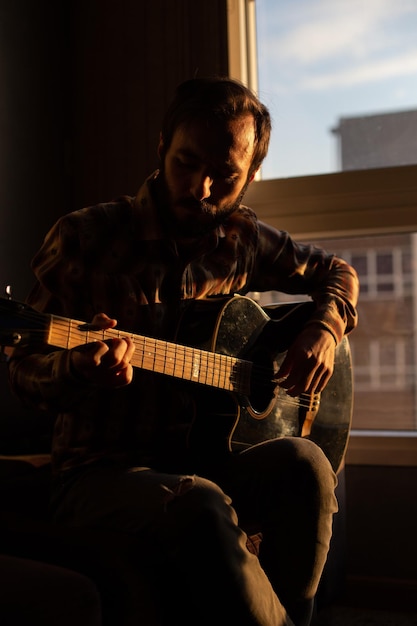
[172,116,256,163]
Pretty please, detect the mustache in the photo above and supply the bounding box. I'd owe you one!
[155,167,248,230]
[177,197,215,214]
[177,198,237,230]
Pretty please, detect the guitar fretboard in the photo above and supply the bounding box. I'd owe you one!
[48,315,252,395]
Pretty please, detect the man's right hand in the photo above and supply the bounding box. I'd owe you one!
[69,313,135,388]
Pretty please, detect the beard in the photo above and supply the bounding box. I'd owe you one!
[154,167,249,238]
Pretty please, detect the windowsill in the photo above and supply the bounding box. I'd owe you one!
[345,429,417,466]
[244,164,417,239]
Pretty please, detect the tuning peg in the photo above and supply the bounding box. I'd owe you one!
[5,285,12,300]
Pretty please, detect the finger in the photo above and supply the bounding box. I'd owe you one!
[123,337,136,361]
[300,361,333,394]
[274,360,291,385]
[279,367,317,396]
[91,313,118,329]
[75,340,110,361]
[70,341,110,381]
[309,366,333,394]
[112,364,134,387]
[100,337,135,369]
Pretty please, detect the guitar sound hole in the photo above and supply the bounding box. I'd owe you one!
[249,349,277,414]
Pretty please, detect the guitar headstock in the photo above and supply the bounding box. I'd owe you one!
[0,286,17,360]
[0,288,45,357]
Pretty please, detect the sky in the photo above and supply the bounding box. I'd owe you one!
[255,0,417,179]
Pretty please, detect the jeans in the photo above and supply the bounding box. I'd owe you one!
[50,436,338,626]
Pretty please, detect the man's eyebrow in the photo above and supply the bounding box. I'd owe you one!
[176,148,242,176]
[177,148,198,160]
[222,161,242,176]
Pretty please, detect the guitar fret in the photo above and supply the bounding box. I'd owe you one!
[166,342,186,378]
[213,352,226,389]
[46,313,249,395]
[174,344,186,379]
[199,351,213,387]
[134,337,146,370]
[196,350,209,385]
[237,361,252,396]
[141,336,157,372]
[183,347,196,380]
[191,349,200,380]
[221,354,234,391]
[207,352,217,387]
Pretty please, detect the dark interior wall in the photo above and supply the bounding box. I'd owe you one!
[345,465,417,582]
[0,0,72,300]
[69,0,229,209]
[344,463,417,610]
[0,0,228,300]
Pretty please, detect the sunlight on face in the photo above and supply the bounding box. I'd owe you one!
[160,115,256,228]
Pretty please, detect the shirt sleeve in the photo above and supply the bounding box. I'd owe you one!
[7,214,94,412]
[249,220,360,344]
[8,345,92,412]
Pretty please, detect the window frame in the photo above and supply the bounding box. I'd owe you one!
[227,0,417,465]
[243,168,417,466]
[243,165,417,240]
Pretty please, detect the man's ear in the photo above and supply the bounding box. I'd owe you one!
[248,167,260,184]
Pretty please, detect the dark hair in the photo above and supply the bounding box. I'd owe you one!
[160,77,272,177]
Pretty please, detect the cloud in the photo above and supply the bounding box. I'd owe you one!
[300,50,417,90]
[261,0,417,66]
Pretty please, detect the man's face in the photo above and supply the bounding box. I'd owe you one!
[158,114,256,231]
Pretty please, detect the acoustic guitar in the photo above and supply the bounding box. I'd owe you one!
[0,295,352,473]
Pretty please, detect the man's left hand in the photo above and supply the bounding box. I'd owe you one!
[275,326,336,397]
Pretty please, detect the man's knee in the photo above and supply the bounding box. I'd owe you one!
[166,475,234,522]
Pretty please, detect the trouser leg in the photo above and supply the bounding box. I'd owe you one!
[206,437,338,626]
[51,464,294,626]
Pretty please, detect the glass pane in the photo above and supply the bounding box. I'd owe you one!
[253,232,417,432]
[255,0,417,179]
[376,253,393,274]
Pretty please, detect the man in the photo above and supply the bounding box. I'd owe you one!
[8,77,359,626]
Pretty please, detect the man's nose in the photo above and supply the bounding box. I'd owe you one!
[190,174,213,201]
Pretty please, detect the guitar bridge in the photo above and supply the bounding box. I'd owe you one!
[300,392,321,437]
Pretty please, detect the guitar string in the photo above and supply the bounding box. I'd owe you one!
[4,320,318,412]
[4,312,319,411]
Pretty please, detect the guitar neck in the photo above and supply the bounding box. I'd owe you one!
[48,314,251,395]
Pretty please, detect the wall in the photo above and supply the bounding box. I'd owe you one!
[0,0,229,299]
[0,0,71,300]
[68,0,229,209]
[344,464,417,610]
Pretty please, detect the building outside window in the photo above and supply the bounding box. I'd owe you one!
[228,0,417,449]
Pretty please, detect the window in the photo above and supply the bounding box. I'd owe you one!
[344,240,414,300]
[254,0,417,179]
[227,0,417,465]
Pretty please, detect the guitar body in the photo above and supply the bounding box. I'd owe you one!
[177,296,353,473]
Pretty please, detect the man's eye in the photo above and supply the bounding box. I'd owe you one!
[222,174,239,186]
[176,157,196,170]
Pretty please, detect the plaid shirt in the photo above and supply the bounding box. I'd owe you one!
[9,171,359,472]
